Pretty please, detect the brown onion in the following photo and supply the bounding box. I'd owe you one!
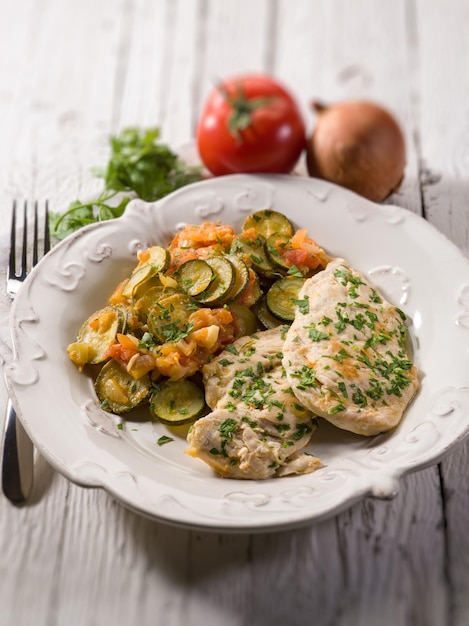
[306,100,406,202]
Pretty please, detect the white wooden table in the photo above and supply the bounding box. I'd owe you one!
[0,1,468,625]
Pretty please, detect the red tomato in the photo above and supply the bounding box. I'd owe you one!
[196,74,306,176]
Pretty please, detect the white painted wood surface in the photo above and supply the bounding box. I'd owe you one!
[0,1,468,624]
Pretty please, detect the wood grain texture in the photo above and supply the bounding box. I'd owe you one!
[413,3,469,625]
[0,1,467,625]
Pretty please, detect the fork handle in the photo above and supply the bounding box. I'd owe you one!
[2,400,34,503]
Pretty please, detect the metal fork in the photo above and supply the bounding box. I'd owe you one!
[2,200,50,504]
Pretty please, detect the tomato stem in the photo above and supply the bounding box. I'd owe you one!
[217,81,275,139]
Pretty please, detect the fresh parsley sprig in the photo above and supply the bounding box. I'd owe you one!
[50,127,201,240]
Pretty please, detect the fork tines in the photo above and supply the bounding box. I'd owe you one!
[8,200,50,293]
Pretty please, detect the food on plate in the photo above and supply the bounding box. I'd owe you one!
[196,74,306,175]
[306,100,406,202]
[67,207,418,479]
[186,327,322,479]
[95,359,151,414]
[67,210,328,420]
[283,258,418,436]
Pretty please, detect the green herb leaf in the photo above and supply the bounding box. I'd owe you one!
[50,127,201,239]
[157,435,174,446]
[293,296,310,314]
[287,265,304,278]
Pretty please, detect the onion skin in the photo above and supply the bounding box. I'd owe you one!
[306,100,406,202]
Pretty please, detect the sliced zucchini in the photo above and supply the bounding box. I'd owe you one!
[265,233,292,272]
[227,303,258,338]
[76,306,126,364]
[143,245,171,273]
[134,286,176,319]
[121,246,170,299]
[195,256,235,305]
[147,293,196,343]
[235,268,262,307]
[150,380,206,425]
[95,360,151,414]
[231,232,275,277]
[254,297,284,330]
[242,209,294,239]
[265,276,306,322]
[132,275,163,301]
[223,254,250,302]
[121,264,155,299]
[114,304,131,332]
[176,259,214,296]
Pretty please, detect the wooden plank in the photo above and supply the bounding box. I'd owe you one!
[0,0,125,212]
[414,1,469,624]
[248,474,445,626]
[415,0,469,254]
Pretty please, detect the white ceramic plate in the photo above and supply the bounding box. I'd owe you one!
[5,174,469,532]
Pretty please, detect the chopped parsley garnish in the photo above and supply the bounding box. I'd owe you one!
[306,326,330,342]
[293,403,306,412]
[292,365,317,390]
[338,381,348,398]
[293,295,310,314]
[217,418,239,458]
[225,344,239,355]
[219,418,238,438]
[159,321,194,343]
[352,388,367,408]
[293,422,312,440]
[250,253,265,265]
[369,288,382,304]
[396,307,407,321]
[328,403,345,414]
[287,265,304,278]
[241,416,258,428]
[219,358,234,367]
[157,435,174,446]
[138,331,156,349]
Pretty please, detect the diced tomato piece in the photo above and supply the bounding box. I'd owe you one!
[170,222,235,250]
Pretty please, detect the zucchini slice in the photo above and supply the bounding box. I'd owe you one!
[132,276,163,301]
[121,246,170,299]
[134,285,177,319]
[265,277,306,322]
[150,380,206,425]
[177,259,214,296]
[147,293,196,343]
[223,254,250,302]
[231,232,275,277]
[95,360,151,414]
[254,297,284,330]
[235,268,262,307]
[121,264,155,299]
[76,306,126,364]
[242,209,294,239]
[195,256,235,305]
[265,233,292,272]
[227,303,258,338]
